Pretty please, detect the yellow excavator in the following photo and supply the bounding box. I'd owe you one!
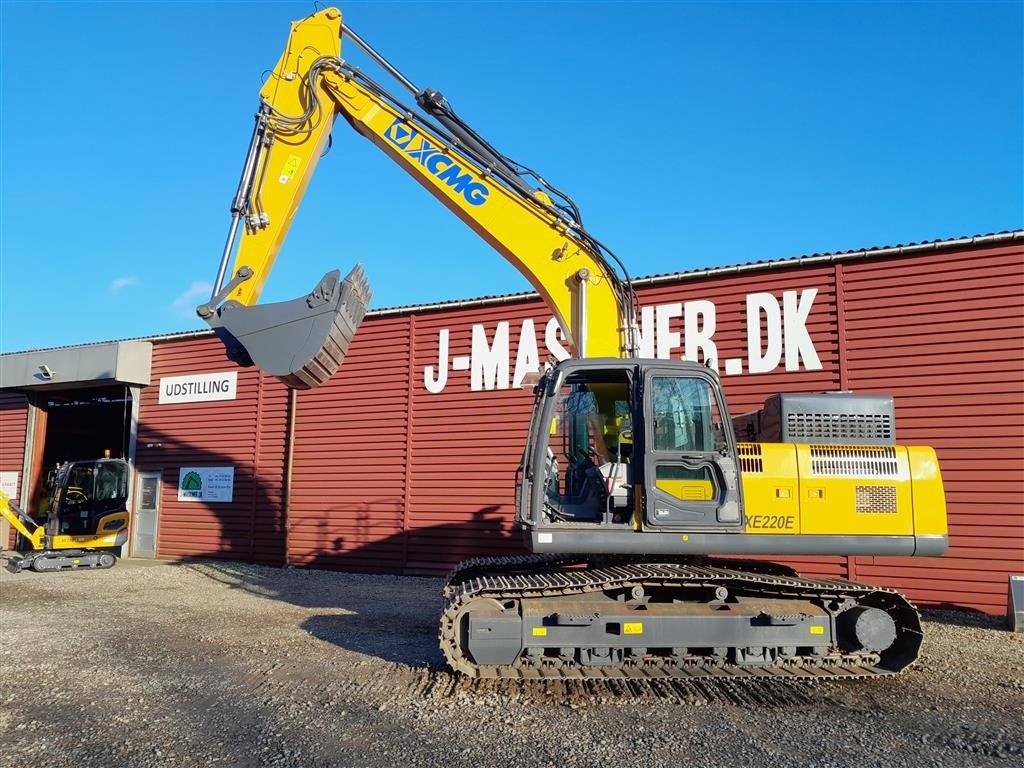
[1,459,130,572]
[198,8,947,679]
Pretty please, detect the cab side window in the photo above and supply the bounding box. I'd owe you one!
[651,377,726,453]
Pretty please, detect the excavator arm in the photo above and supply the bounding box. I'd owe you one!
[0,491,45,551]
[199,8,637,389]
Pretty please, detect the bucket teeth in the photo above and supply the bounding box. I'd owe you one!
[204,264,372,390]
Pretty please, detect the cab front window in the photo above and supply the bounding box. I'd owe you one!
[539,370,633,524]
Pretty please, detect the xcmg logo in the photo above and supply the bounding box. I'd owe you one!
[384,119,489,206]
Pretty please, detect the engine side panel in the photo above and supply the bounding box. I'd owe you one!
[739,442,946,542]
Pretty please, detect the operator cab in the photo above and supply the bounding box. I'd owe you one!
[517,359,743,540]
[45,459,131,538]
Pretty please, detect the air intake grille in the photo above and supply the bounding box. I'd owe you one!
[786,412,894,443]
[810,445,899,478]
[736,443,763,474]
[856,485,898,514]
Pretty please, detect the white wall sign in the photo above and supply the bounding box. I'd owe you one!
[423,288,824,394]
[159,371,238,404]
[177,467,234,503]
[0,471,18,500]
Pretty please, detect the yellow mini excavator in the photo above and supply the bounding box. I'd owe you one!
[198,8,947,679]
[1,459,130,572]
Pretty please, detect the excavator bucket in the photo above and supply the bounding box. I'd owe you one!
[206,265,372,390]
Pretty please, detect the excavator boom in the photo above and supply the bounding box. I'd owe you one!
[201,8,635,388]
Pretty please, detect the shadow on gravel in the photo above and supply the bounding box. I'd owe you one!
[301,612,442,666]
[167,559,843,710]
[161,561,813,708]
[165,495,519,671]
[173,556,447,667]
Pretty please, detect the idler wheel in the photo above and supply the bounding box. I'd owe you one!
[837,606,897,653]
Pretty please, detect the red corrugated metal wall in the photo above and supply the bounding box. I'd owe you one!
[839,244,1024,613]
[408,303,538,572]
[288,315,410,572]
[135,337,288,564]
[1,392,29,548]
[25,237,1003,615]
[275,240,1023,614]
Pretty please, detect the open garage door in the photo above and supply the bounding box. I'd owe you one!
[25,386,136,524]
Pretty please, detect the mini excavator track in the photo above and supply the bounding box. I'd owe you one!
[10,549,118,574]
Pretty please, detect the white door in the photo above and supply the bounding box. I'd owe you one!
[133,472,160,558]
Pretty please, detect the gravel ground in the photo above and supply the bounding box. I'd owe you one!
[1,557,1021,768]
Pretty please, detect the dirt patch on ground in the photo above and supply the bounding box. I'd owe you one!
[1,558,1020,768]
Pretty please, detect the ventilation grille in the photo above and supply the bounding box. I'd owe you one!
[810,445,899,478]
[855,485,898,514]
[786,412,894,443]
[736,443,763,474]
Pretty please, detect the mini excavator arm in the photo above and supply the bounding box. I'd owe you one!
[200,8,637,389]
[0,491,45,551]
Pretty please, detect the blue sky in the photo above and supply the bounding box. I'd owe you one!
[1,1,1021,352]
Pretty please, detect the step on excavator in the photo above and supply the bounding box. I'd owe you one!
[198,7,947,679]
[1,459,130,573]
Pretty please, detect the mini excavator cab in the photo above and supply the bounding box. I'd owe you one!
[47,459,131,538]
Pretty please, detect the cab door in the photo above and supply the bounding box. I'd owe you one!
[642,368,743,530]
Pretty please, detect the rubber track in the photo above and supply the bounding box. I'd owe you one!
[439,556,920,681]
[12,550,117,573]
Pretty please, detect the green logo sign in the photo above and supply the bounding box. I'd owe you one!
[181,471,203,496]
